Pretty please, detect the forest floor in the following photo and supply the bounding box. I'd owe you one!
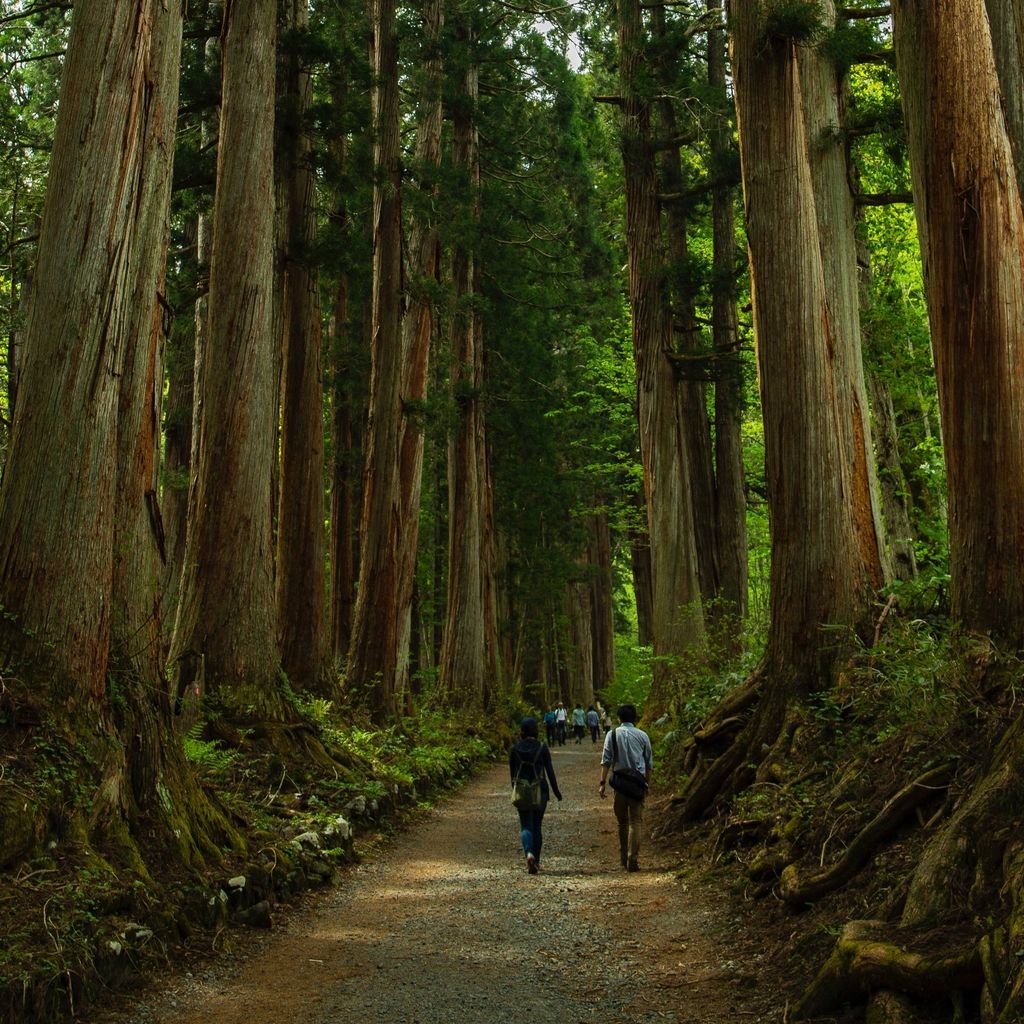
[89,742,795,1024]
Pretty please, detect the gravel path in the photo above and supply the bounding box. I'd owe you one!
[110,743,774,1024]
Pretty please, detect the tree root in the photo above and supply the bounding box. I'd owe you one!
[796,921,982,1019]
[865,989,939,1024]
[683,715,747,772]
[779,765,951,907]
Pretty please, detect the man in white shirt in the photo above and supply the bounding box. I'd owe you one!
[553,701,568,746]
[598,704,653,872]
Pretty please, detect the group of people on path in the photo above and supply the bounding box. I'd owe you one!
[508,704,653,876]
[542,701,610,746]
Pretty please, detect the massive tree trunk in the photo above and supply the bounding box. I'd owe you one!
[394,0,444,698]
[345,0,405,719]
[894,0,1024,643]
[170,0,285,719]
[845,19,1024,1013]
[276,0,331,694]
[616,0,704,712]
[438,11,499,707]
[679,1,877,818]
[797,0,890,593]
[0,0,178,703]
[707,0,748,626]
[0,0,229,867]
[327,65,360,670]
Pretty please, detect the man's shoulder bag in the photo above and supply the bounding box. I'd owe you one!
[511,745,544,810]
[609,728,648,801]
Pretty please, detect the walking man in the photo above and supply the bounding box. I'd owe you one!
[598,705,653,872]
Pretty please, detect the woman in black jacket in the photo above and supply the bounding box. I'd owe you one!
[509,716,562,873]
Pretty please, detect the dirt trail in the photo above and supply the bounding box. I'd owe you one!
[107,743,776,1024]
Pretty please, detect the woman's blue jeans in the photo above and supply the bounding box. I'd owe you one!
[517,794,549,861]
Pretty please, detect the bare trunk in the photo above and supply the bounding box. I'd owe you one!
[680,1,879,818]
[162,228,195,605]
[866,371,918,581]
[0,0,179,703]
[327,72,357,669]
[170,0,284,718]
[589,511,616,693]
[565,578,595,709]
[629,497,655,648]
[617,0,704,713]
[797,1,889,592]
[438,13,494,708]
[394,0,445,698]
[0,0,229,864]
[735,3,875,682]
[345,0,404,718]
[707,0,748,624]
[894,0,1024,643]
[277,0,330,694]
[651,6,720,608]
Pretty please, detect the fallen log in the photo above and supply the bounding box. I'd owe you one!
[796,920,982,1019]
[780,765,951,907]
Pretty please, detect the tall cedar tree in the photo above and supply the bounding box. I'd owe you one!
[707,0,748,626]
[875,11,1024,1017]
[170,0,286,719]
[797,0,889,591]
[438,8,502,707]
[346,0,405,717]
[893,0,1024,646]
[277,0,332,694]
[616,0,704,712]
[394,0,445,700]
[650,6,720,609]
[680,0,879,818]
[0,0,231,867]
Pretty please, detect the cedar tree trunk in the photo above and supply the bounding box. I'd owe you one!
[277,0,331,694]
[170,0,285,719]
[617,0,704,713]
[345,0,405,718]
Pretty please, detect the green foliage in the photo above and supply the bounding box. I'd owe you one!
[183,722,239,774]
[667,606,764,734]
[758,1,826,44]
[822,19,879,76]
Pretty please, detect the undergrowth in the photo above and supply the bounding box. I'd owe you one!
[0,694,502,1024]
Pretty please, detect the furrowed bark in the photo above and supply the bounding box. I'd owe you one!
[346,0,405,718]
[170,0,285,719]
[617,0,704,713]
[276,0,331,695]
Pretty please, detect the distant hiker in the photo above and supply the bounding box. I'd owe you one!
[571,703,586,744]
[509,717,562,874]
[543,707,557,745]
[554,701,568,745]
[586,705,600,743]
[598,705,653,872]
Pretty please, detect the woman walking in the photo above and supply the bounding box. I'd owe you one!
[509,717,562,873]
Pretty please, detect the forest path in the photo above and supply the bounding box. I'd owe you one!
[111,744,774,1024]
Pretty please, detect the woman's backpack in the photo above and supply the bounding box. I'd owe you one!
[511,744,544,810]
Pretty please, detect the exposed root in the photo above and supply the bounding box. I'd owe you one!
[795,921,982,1019]
[779,765,951,907]
[865,989,941,1024]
